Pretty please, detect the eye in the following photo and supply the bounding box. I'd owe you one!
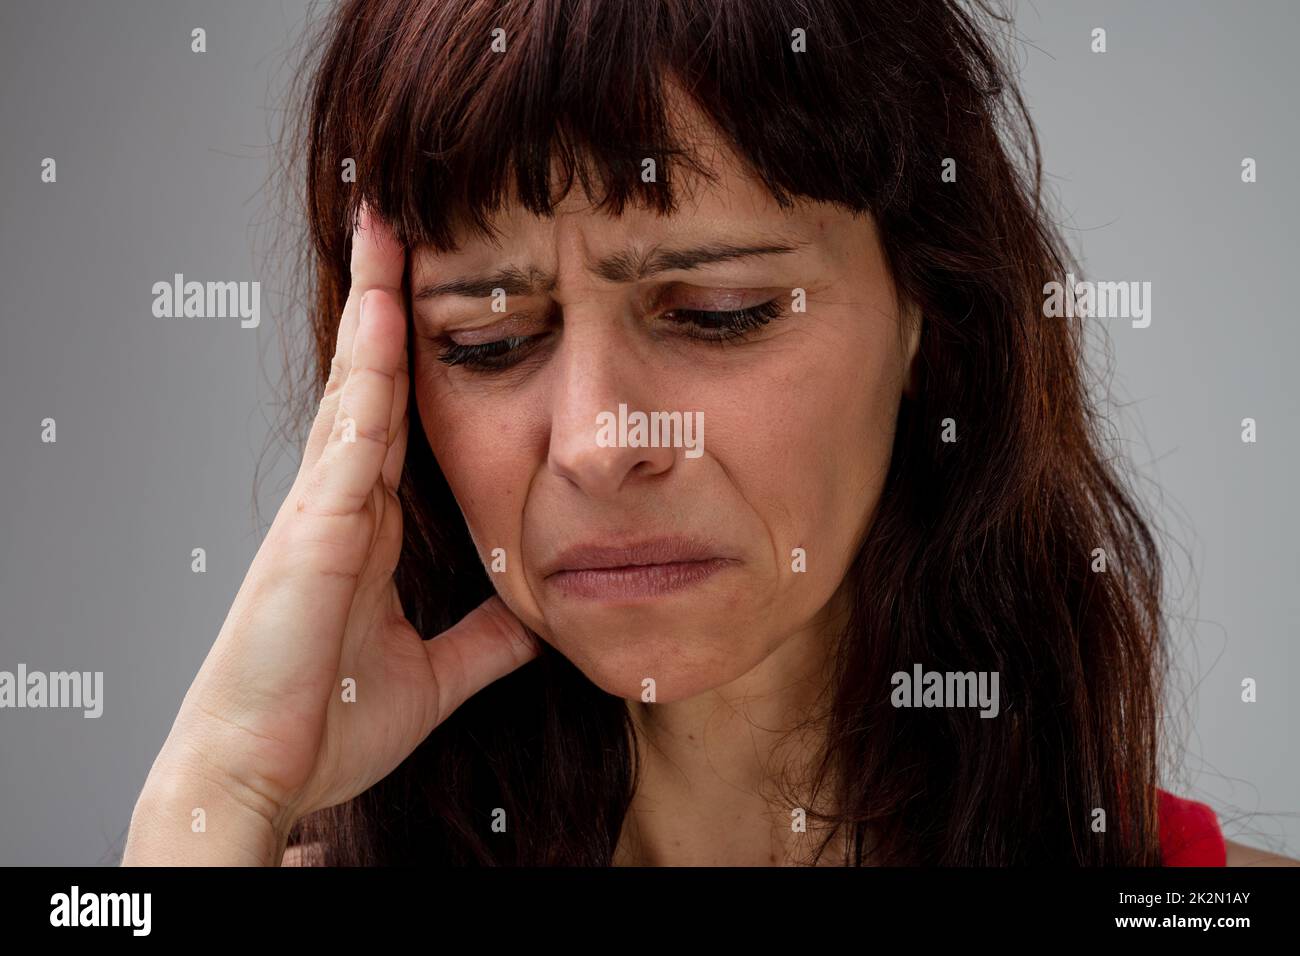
[436,332,550,371]
[660,298,786,342]
[432,297,786,373]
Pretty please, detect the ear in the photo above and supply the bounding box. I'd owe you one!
[900,298,923,399]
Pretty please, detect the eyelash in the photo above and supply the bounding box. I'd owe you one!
[436,299,786,372]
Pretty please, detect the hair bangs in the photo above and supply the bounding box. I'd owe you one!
[311,0,904,256]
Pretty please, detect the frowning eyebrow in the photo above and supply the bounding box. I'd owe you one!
[412,240,808,302]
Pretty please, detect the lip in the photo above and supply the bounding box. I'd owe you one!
[542,536,736,600]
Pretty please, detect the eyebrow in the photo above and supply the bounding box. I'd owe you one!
[412,239,808,302]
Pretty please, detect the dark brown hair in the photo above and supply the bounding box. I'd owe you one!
[273,0,1168,864]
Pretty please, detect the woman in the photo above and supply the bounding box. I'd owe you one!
[122,0,1295,866]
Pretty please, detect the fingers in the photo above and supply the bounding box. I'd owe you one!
[240,288,406,703]
[422,597,542,731]
[303,203,407,472]
[381,330,410,493]
[299,287,407,518]
[381,412,409,493]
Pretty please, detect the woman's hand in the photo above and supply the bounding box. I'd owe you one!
[123,205,540,865]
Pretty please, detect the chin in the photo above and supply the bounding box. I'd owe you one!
[540,616,767,703]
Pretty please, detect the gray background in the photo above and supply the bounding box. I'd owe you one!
[0,0,1295,864]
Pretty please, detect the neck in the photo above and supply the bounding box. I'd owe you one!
[613,587,853,866]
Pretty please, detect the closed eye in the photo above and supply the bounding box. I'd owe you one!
[434,298,787,372]
[437,333,550,370]
[660,299,785,341]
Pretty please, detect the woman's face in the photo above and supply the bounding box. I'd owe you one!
[409,100,920,704]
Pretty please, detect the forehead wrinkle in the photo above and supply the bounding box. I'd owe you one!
[414,230,814,302]
[414,264,556,300]
[584,235,813,284]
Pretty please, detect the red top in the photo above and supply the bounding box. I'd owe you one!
[1158,789,1226,866]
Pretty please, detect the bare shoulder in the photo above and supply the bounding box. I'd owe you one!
[281,842,326,867]
[1224,839,1300,867]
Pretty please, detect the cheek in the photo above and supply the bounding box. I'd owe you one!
[413,375,533,544]
[808,333,900,563]
[714,314,900,564]
[413,370,555,628]
[815,319,903,503]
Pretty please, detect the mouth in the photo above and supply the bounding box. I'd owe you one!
[543,536,736,601]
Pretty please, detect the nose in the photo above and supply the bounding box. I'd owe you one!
[545,320,677,499]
